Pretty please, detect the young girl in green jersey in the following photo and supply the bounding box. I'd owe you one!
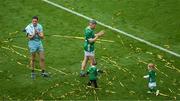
[143,63,159,96]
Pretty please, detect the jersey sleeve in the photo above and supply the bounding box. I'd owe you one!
[38,24,43,33]
[25,25,31,35]
[87,67,90,73]
[25,24,34,36]
[95,68,98,76]
[85,29,92,40]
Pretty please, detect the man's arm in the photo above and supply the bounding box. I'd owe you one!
[34,29,44,39]
[37,31,44,39]
[88,35,99,43]
[95,30,105,37]
[36,25,44,39]
[88,30,104,43]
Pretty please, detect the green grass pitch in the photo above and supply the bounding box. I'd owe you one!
[0,0,180,100]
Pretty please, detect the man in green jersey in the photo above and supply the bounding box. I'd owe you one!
[80,20,104,77]
[143,63,159,96]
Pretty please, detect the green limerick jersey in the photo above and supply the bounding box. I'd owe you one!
[84,26,95,52]
[87,66,98,80]
[148,70,156,83]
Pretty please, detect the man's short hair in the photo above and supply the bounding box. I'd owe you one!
[89,20,97,24]
[32,16,38,20]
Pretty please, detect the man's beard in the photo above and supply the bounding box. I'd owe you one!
[33,24,37,27]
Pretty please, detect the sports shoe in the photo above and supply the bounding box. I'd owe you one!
[156,90,159,96]
[80,71,86,77]
[31,72,36,79]
[87,81,92,86]
[41,72,49,77]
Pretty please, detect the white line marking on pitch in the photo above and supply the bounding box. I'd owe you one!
[42,0,180,58]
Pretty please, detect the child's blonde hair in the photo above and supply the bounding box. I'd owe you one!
[148,63,155,69]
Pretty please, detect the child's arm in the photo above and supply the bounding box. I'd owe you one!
[97,69,104,73]
[86,69,90,75]
[143,75,149,78]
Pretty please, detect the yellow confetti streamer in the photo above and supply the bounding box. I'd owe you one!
[52,34,114,43]
[48,66,68,75]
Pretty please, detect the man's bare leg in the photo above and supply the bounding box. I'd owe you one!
[89,56,96,65]
[38,51,48,77]
[30,53,36,71]
[80,56,89,76]
[30,53,36,79]
[39,51,45,70]
[81,56,89,70]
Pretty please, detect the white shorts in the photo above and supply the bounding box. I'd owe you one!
[84,51,95,57]
[148,82,156,89]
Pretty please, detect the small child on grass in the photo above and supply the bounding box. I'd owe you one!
[143,63,159,96]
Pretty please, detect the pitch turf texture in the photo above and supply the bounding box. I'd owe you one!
[0,0,180,100]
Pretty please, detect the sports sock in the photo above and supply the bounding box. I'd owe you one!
[42,70,45,73]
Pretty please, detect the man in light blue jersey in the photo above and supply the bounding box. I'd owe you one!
[25,16,48,79]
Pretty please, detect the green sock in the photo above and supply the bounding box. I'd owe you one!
[42,70,45,73]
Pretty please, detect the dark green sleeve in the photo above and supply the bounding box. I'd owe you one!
[87,67,90,72]
[95,68,98,76]
[85,29,92,40]
[148,71,152,77]
[87,70,89,75]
